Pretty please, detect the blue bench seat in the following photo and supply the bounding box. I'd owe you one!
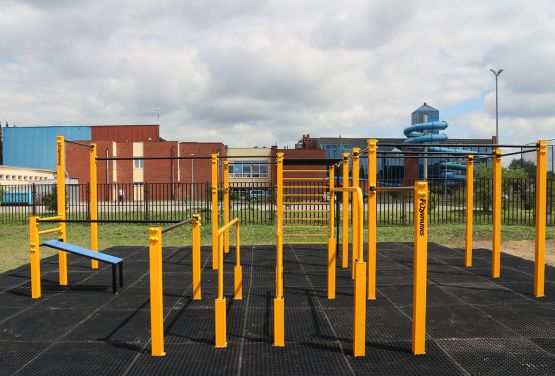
[42,240,124,293]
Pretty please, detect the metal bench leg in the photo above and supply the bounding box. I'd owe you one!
[112,264,118,294]
[119,262,123,288]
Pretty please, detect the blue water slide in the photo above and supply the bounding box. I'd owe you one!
[403,120,470,180]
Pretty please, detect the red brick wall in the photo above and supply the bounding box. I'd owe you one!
[404,157,419,184]
[179,143,225,184]
[91,125,159,143]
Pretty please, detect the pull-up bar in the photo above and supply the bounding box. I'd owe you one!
[161,217,196,233]
[65,140,92,148]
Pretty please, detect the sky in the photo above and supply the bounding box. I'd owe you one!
[1,0,554,149]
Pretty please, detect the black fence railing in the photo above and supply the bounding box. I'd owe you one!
[1,179,554,226]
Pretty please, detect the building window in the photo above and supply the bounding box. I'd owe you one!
[229,161,269,178]
[134,158,144,169]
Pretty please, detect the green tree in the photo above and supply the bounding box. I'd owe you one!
[508,158,536,178]
[474,163,528,211]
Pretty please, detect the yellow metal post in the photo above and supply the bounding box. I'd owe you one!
[327,166,336,300]
[234,222,242,300]
[351,148,360,279]
[211,154,219,269]
[224,160,230,254]
[535,140,547,298]
[56,136,67,286]
[465,155,474,268]
[29,216,41,299]
[90,143,99,269]
[192,214,202,300]
[492,149,502,278]
[412,181,428,355]
[149,227,165,356]
[352,187,366,357]
[341,152,350,269]
[215,233,227,348]
[367,139,377,300]
[274,152,285,347]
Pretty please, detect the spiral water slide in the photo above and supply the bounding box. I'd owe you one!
[403,121,475,180]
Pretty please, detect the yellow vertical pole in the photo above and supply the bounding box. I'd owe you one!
[224,160,230,254]
[353,187,366,357]
[215,233,227,348]
[412,181,428,355]
[211,154,219,269]
[341,152,350,269]
[192,214,202,300]
[56,136,67,286]
[492,149,502,278]
[234,222,242,300]
[327,166,336,300]
[367,139,377,300]
[29,216,41,299]
[274,152,285,347]
[534,140,547,298]
[149,227,165,356]
[351,148,360,279]
[90,143,99,269]
[465,155,474,268]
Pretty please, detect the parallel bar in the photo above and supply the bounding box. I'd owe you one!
[39,215,62,221]
[535,141,547,297]
[38,227,63,235]
[492,149,502,278]
[465,156,474,268]
[216,217,240,236]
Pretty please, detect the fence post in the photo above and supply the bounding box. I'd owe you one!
[492,149,502,278]
[144,182,150,220]
[412,181,428,355]
[367,139,377,300]
[465,155,474,267]
[31,183,37,216]
[535,140,547,297]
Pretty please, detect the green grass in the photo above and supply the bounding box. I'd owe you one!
[1,222,553,273]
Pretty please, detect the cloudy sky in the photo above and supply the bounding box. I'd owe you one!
[1,0,554,148]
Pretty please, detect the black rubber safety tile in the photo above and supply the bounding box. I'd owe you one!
[39,290,115,309]
[376,269,413,286]
[247,285,320,309]
[436,338,555,375]
[0,341,53,376]
[0,284,60,307]
[65,308,152,343]
[105,288,187,310]
[325,305,413,344]
[127,342,241,376]
[377,284,462,308]
[427,269,488,285]
[480,303,555,338]
[0,307,93,342]
[18,340,142,376]
[530,338,555,357]
[402,304,520,340]
[164,304,246,345]
[351,340,467,376]
[0,307,23,322]
[439,281,533,306]
[469,266,537,283]
[499,281,555,305]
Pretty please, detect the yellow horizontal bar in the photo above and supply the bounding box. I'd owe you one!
[285,242,328,245]
[39,215,62,221]
[331,187,361,193]
[283,225,327,228]
[284,210,328,213]
[283,218,329,221]
[283,178,328,181]
[284,202,329,205]
[38,227,63,235]
[283,233,328,237]
[284,194,326,197]
[283,170,328,172]
[217,217,239,236]
[283,185,328,189]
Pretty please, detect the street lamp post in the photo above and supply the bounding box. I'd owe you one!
[490,69,503,144]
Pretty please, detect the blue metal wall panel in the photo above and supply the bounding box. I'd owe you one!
[3,126,91,170]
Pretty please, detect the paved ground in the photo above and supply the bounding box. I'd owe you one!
[0,243,554,375]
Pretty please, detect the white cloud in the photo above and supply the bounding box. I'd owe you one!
[0,0,554,148]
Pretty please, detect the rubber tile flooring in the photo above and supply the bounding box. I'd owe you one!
[0,242,554,375]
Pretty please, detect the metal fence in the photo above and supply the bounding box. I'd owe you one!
[1,179,554,226]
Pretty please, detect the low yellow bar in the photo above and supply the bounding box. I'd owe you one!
[39,215,62,221]
[217,217,240,236]
[38,226,63,235]
[149,227,165,356]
